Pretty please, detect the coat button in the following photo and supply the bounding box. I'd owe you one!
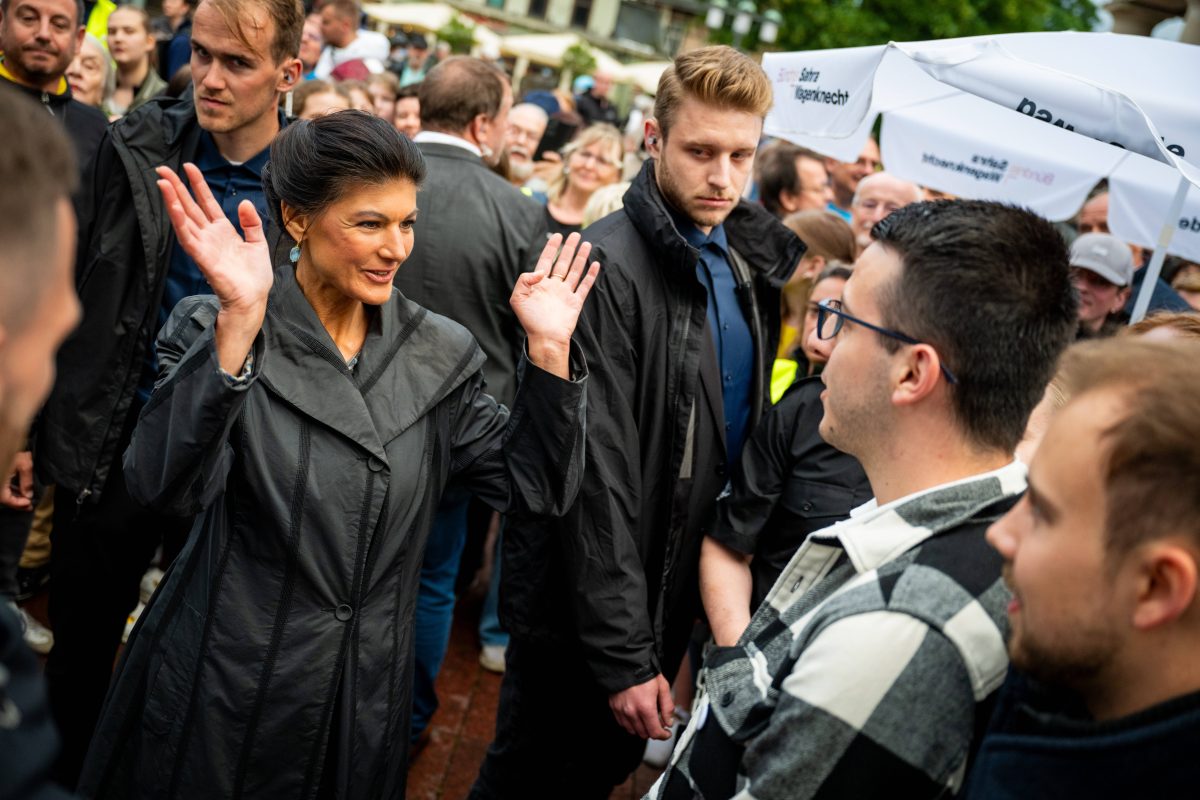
[801,501,814,512]
[721,691,734,707]
[334,604,354,622]
[368,457,385,473]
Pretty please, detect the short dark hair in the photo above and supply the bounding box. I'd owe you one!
[418,56,507,134]
[0,87,76,331]
[263,110,426,235]
[396,82,420,101]
[757,141,822,218]
[872,200,1077,452]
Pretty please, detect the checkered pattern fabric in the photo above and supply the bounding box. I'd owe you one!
[646,462,1027,800]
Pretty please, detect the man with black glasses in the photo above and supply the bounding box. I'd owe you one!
[646,200,1078,800]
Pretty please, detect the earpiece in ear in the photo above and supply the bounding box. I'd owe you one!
[648,135,658,146]
[284,74,294,84]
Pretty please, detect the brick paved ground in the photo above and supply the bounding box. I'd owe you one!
[406,596,663,799]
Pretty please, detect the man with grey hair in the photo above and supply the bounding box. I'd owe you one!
[505,101,549,188]
[850,171,923,252]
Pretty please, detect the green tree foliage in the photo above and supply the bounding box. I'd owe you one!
[436,17,476,55]
[562,42,598,79]
[768,0,1098,51]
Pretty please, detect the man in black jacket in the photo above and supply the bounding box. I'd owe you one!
[0,0,107,173]
[394,55,546,745]
[29,0,303,786]
[0,88,82,800]
[471,46,804,797]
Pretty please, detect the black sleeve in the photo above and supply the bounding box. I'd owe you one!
[706,380,815,555]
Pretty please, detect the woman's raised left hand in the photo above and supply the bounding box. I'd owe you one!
[510,232,601,378]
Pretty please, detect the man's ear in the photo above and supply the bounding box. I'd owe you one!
[1131,543,1198,630]
[1114,286,1133,313]
[891,343,947,408]
[644,118,662,158]
[74,24,85,55]
[276,57,303,94]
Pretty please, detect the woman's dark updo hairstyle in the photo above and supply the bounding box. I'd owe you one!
[262,110,426,235]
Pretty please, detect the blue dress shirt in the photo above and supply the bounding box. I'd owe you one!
[671,209,754,462]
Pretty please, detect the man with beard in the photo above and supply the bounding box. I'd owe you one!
[972,338,1200,798]
[29,0,302,786]
[646,200,1077,799]
[504,101,548,190]
[0,0,106,171]
[471,46,804,798]
[0,88,82,800]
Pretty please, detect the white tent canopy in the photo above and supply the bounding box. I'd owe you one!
[362,2,501,50]
[764,32,1200,321]
[498,32,626,79]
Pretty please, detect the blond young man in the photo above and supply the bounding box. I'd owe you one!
[471,46,805,798]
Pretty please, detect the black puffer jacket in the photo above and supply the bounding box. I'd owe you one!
[34,93,289,506]
[501,159,806,693]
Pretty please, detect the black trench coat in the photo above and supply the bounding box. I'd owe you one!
[78,265,587,799]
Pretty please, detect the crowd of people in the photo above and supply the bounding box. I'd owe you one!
[1,0,1199,798]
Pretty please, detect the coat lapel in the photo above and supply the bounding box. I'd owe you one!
[259,266,388,463]
[355,292,486,447]
[259,266,487,460]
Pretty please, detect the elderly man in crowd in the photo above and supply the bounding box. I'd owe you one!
[971,337,1200,798]
[505,101,549,189]
[647,199,1077,799]
[826,135,881,220]
[850,171,923,253]
[1070,233,1133,338]
[1077,188,1190,316]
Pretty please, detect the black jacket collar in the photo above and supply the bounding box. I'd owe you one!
[622,158,805,285]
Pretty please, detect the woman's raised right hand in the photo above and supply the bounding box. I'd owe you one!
[155,163,274,319]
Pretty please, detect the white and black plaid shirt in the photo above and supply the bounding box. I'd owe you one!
[647,462,1026,800]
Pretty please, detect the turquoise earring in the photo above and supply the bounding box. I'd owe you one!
[289,243,301,264]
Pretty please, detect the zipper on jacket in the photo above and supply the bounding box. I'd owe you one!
[73,488,92,520]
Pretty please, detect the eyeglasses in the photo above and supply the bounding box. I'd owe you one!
[816,299,958,385]
[572,150,618,169]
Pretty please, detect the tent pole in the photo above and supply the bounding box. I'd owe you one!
[1129,174,1190,324]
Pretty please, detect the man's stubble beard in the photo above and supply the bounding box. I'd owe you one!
[654,150,732,232]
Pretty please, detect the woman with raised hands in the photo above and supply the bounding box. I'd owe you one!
[79,110,598,799]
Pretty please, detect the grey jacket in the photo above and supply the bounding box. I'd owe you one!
[394,141,547,407]
[79,265,587,799]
